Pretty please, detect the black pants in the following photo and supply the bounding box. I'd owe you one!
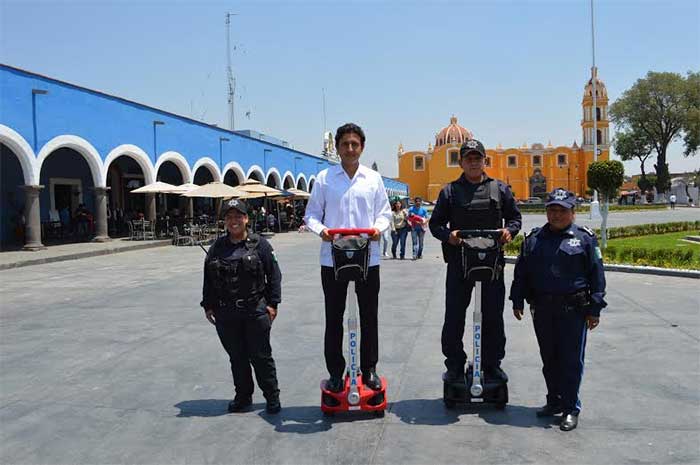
[533,304,588,413]
[321,265,380,378]
[215,313,279,400]
[442,259,506,373]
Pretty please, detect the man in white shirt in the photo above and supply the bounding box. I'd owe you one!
[304,123,392,393]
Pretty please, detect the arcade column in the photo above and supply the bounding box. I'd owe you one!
[146,193,157,221]
[21,185,45,251]
[93,187,111,242]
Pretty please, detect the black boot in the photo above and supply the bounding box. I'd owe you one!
[560,411,579,431]
[325,376,344,393]
[227,396,252,413]
[362,370,382,391]
[444,369,465,384]
[484,366,509,383]
[536,403,563,417]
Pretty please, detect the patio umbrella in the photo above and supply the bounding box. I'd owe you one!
[287,188,311,199]
[236,180,282,232]
[130,181,177,194]
[166,182,200,194]
[180,182,242,198]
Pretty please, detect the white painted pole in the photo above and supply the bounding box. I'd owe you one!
[589,0,602,220]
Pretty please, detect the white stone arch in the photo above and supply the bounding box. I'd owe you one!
[0,124,37,185]
[265,167,282,188]
[155,151,192,184]
[282,170,295,189]
[36,135,104,187]
[295,173,308,191]
[102,144,155,185]
[192,157,222,183]
[246,164,265,182]
[222,161,245,186]
[308,175,317,192]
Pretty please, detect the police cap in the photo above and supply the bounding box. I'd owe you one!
[545,188,576,209]
[223,198,248,216]
[459,139,486,159]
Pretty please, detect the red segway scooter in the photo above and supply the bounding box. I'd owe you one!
[320,228,388,418]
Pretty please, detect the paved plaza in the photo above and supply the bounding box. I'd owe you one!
[1,228,699,464]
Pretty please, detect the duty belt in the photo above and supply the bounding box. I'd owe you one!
[220,295,263,310]
[534,290,590,309]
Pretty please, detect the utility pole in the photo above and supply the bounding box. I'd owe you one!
[589,0,601,220]
[226,12,238,131]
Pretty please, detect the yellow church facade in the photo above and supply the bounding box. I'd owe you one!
[398,69,610,202]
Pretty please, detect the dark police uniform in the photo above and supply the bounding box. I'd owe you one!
[201,200,282,412]
[509,188,606,430]
[429,140,522,381]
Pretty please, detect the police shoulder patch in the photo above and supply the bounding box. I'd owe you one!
[579,226,596,237]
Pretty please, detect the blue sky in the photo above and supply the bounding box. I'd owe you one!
[1,0,698,177]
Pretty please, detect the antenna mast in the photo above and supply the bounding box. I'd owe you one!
[225,12,237,131]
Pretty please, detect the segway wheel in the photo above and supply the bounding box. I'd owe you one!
[444,398,456,409]
[495,385,509,410]
[374,410,385,418]
[323,411,334,418]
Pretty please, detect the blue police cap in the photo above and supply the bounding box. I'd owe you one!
[223,198,248,216]
[545,188,576,209]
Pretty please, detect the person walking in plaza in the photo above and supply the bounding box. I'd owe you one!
[429,139,522,385]
[304,123,392,393]
[669,193,677,210]
[407,197,428,260]
[390,200,409,259]
[510,188,606,431]
[201,199,282,414]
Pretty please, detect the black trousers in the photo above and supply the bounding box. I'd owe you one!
[442,260,506,373]
[215,313,279,400]
[321,265,380,378]
[533,304,588,413]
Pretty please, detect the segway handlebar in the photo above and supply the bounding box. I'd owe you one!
[456,229,502,239]
[327,228,376,236]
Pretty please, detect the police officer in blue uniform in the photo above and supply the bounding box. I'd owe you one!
[510,188,606,431]
[429,139,522,384]
[201,199,282,414]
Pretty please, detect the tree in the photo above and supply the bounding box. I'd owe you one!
[613,129,653,180]
[637,173,656,193]
[609,71,699,197]
[588,160,624,248]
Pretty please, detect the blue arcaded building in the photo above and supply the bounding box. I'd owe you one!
[0,64,409,250]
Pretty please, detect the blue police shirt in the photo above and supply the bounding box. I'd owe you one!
[509,222,606,316]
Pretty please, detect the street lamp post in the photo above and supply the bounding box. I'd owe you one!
[219,137,230,172]
[589,0,602,220]
[153,120,165,163]
[31,89,48,152]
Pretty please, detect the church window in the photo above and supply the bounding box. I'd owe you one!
[414,156,424,171]
[596,107,601,121]
[533,155,541,167]
[507,155,517,167]
[596,130,602,145]
[447,150,460,167]
[557,154,567,166]
[485,157,491,167]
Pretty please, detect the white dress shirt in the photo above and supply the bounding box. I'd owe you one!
[304,163,392,267]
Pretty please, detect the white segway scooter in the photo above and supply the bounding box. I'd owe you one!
[443,229,508,409]
[320,228,387,417]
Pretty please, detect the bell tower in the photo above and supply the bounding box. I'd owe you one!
[581,67,610,151]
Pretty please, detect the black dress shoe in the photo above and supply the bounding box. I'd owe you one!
[227,396,252,413]
[560,412,579,431]
[484,366,509,383]
[536,404,563,417]
[362,370,382,391]
[325,377,344,393]
[266,398,281,414]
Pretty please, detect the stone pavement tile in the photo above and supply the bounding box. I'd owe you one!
[371,422,698,465]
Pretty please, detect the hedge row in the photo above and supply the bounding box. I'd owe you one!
[602,221,700,240]
[603,246,699,269]
[518,204,667,213]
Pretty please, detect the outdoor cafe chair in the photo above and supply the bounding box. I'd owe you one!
[172,226,194,246]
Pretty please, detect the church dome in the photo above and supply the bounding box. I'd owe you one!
[435,116,473,147]
[584,67,608,99]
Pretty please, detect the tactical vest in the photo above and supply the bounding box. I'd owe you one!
[206,235,265,310]
[449,178,502,230]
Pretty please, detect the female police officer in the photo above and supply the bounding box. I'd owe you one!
[201,198,282,414]
[510,188,606,431]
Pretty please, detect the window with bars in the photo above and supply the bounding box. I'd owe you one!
[447,150,460,167]
[414,156,424,171]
